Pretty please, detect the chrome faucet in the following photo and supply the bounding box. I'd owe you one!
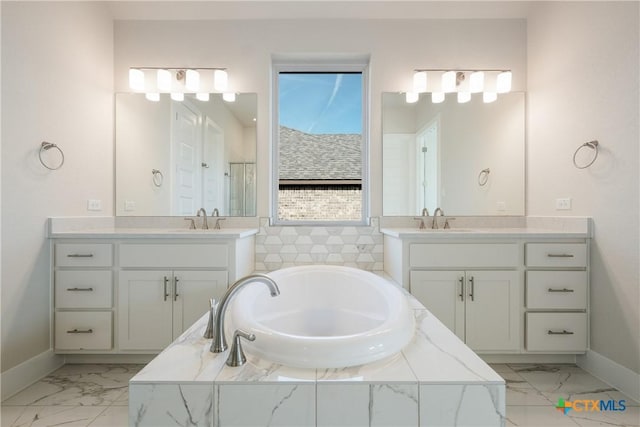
[210,274,280,353]
[196,208,208,229]
[413,208,430,229]
[211,208,219,217]
[432,207,444,229]
[214,218,226,230]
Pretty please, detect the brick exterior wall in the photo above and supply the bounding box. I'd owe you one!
[278,188,362,221]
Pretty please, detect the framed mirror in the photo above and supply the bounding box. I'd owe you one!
[382,92,525,216]
[115,93,257,216]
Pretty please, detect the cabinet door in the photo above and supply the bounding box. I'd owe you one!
[465,270,520,352]
[172,270,228,338]
[410,271,465,341]
[118,270,173,350]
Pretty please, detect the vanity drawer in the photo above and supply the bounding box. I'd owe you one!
[526,271,587,309]
[526,312,587,352]
[119,244,228,268]
[525,243,587,268]
[55,271,112,309]
[55,312,112,351]
[410,243,518,268]
[55,244,113,267]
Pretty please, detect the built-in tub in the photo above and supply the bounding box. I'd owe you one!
[228,265,416,368]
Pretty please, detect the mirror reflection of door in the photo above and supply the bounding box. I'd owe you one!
[171,102,201,215]
[416,118,439,213]
[203,117,225,215]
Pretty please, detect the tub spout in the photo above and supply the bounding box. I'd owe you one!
[210,274,280,353]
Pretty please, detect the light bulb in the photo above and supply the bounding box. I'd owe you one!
[170,93,184,101]
[214,70,228,92]
[457,91,471,103]
[469,71,484,93]
[145,93,160,102]
[222,92,236,102]
[431,92,445,103]
[483,92,497,103]
[405,91,419,103]
[441,71,456,92]
[413,71,427,93]
[185,69,200,92]
[496,71,512,93]
[129,69,145,91]
[157,69,172,92]
[196,92,210,102]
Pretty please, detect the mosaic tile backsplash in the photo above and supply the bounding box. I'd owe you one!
[255,217,383,272]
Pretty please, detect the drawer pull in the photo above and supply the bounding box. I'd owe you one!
[174,277,180,301]
[548,288,574,293]
[67,253,94,258]
[66,328,93,334]
[468,276,475,301]
[547,329,574,335]
[66,287,94,292]
[458,277,464,301]
[547,253,574,258]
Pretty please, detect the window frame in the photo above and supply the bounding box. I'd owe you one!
[271,62,370,226]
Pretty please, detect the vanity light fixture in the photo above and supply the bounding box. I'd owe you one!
[145,92,160,102]
[196,92,210,102]
[128,67,232,101]
[410,69,512,104]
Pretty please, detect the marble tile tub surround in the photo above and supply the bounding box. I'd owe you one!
[255,217,384,271]
[128,292,507,427]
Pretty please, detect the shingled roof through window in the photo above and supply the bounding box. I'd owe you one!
[279,126,362,181]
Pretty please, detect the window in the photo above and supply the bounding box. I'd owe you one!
[272,63,369,224]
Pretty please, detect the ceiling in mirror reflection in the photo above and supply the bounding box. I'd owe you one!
[115,93,257,217]
[382,92,525,217]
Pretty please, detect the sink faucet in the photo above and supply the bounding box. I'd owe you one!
[210,274,280,353]
[432,207,444,229]
[211,208,219,217]
[413,208,430,229]
[196,208,208,229]
[214,218,226,230]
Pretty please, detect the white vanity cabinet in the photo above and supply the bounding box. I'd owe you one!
[118,243,229,351]
[524,243,588,352]
[409,244,520,352]
[50,229,257,356]
[53,243,114,351]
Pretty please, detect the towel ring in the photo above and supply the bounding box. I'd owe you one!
[39,142,65,170]
[478,168,490,186]
[573,140,599,169]
[152,169,164,187]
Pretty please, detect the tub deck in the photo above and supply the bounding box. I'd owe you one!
[129,291,505,426]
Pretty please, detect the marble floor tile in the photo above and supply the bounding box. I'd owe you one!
[506,405,581,426]
[2,405,107,427]
[490,363,516,374]
[568,406,639,427]
[501,371,554,406]
[88,406,129,427]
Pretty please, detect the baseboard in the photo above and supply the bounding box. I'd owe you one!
[480,354,577,364]
[64,353,155,364]
[1,349,64,401]
[577,349,640,403]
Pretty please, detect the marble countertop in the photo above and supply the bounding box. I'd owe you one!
[130,293,504,386]
[380,227,590,239]
[48,227,259,239]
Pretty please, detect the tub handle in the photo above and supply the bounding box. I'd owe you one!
[226,329,256,367]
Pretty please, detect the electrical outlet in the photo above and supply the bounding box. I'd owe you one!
[555,198,572,210]
[87,199,102,211]
[124,200,136,212]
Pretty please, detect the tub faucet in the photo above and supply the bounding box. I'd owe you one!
[432,207,444,229]
[210,274,280,353]
[196,208,208,229]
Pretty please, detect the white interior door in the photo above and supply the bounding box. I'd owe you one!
[202,117,225,214]
[171,102,201,215]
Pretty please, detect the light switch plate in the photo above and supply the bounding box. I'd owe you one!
[124,200,136,211]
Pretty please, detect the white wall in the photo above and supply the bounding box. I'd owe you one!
[1,2,114,372]
[114,18,527,217]
[528,2,639,374]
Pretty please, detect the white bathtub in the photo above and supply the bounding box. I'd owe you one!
[227,265,415,369]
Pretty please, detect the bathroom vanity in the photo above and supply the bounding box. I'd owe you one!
[382,216,592,358]
[48,217,257,356]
